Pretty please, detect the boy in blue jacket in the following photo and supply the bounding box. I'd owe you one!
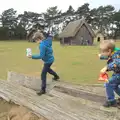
[99,40,120,107]
[28,32,59,95]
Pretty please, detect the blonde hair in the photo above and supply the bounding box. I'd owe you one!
[32,31,45,40]
[100,40,115,52]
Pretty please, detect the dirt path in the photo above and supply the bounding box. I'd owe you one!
[0,98,47,120]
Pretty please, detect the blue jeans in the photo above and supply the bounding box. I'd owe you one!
[105,74,120,101]
[41,62,58,90]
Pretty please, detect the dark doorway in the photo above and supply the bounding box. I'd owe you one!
[97,37,100,42]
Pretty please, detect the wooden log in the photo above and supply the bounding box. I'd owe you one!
[49,89,118,112]
[0,80,119,120]
[7,71,58,91]
[0,80,83,120]
[7,71,105,96]
[53,85,106,103]
[54,82,105,97]
[7,71,41,91]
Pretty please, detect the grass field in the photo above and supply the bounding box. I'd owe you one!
[0,40,120,84]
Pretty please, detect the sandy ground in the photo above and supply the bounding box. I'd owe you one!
[0,98,47,120]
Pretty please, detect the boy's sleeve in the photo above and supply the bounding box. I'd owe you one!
[99,54,108,60]
[107,59,120,71]
[100,56,108,60]
[32,44,45,59]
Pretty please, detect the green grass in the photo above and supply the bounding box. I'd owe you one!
[0,40,120,84]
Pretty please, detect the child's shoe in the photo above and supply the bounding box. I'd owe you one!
[116,98,120,105]
[52,76,60,81]
[36,89,46,96]
[103,100,117,107]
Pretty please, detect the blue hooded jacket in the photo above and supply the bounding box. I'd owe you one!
[32,37,54,63]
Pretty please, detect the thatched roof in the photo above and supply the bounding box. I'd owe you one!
[59,18,95,38]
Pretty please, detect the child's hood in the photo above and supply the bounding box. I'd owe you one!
[112,49,120,59]
[114,47,120,51]
[41,37,52,47]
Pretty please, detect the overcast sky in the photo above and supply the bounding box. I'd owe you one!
[0,0,119,14]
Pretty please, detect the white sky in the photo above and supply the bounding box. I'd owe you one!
[0,0,120,14]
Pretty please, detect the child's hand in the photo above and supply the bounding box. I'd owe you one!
[28,55,32,58]
[98,54,101,58]
[100,66,107,73]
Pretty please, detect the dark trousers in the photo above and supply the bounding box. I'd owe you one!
[105,74,120,101]
[41,62,58,90]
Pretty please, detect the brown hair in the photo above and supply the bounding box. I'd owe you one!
[32,31,45,40]
[100,40,115,52]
